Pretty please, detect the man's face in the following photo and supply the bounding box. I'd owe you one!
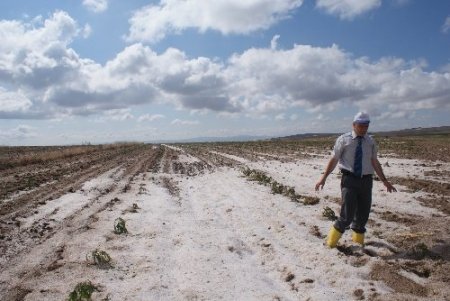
[353,123,369,136]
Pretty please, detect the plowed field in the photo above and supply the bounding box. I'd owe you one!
[1,140,449,301]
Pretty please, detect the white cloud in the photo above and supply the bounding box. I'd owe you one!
[275,113,285,120]
[171,119,200,126]
[390,0,411,7]
[0,88,32,113]
[126,0,303,43]
[0,125,37,143]
[82,24,92,38]
[82,0,108,13]
[376,110,415,121]
[224,44,450,116]
[0,11,88,92]
[316,0,381,20]
[0,12,232,116]
[442,16,450,34]
[103,109,134,121]
[224,44,355,113]
[316,113,330,121]
[1,11,449,125]
[0,11,80,51]
[271,35,280,50]
[138,114,165,122]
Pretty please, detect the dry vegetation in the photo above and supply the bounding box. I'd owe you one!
[375,134,450,162]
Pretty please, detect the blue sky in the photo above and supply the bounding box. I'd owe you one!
[0,0,449,145]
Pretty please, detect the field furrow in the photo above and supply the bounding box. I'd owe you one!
[0,140,449,301]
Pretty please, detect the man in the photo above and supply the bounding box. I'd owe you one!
[315,112,396,248]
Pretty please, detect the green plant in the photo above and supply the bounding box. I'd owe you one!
[242,168,272,185]
[87,249,112,269]
[271,182,285,194]
[302,195,320,205]
[242,167,253,177]
[252,172,272,185]
[413,243,429,259]
[243,168,316,205]
[322,207,337,220]
[114,218,128,234]
[68,281,97,301]
[285,187,296,198]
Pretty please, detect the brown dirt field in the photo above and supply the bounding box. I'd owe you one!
[0,138,449,300]
[0,144,163,266]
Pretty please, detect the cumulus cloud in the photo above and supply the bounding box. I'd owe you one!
[0,88,32,112]
[126,0,303,43]
[170,119,200,125]
[0,87,52,119]
[442,16,450,34]
[224,43,450,115]
[316,0,381,20]
[275,113,285,120]
[82,24,92,38]
[102,109,134,121]
[271,35,281,50]
[0,11,234,117]
[82,0,108,13]
[0,11,88,92]
[224,44,360,113]
[125,0,387,42]
[171,119,200,126]
[316,113,330,121]
[376,110,415,121]
[1,11,449,125]
[0,125,37,143]
[138,114,165,122]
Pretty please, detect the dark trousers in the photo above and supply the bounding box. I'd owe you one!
[334,172,373,234]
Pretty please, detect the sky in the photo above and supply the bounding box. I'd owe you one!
[0,0,449,145]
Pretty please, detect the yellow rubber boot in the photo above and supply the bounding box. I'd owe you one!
[326,227,342,248]
[352,231,364,245]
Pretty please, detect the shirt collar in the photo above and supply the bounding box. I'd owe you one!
[352,131,367,139]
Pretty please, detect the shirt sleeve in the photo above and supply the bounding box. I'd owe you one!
[372,140,378,159]
[332,136,343,159]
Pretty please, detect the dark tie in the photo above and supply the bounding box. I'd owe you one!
[354,137,363,177]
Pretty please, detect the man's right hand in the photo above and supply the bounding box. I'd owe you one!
[315,178,326,191]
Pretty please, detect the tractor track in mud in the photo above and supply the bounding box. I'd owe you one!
[159,145,218,175]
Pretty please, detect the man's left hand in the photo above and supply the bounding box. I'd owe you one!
[383,181,397,193]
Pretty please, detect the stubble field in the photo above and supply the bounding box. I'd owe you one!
[0,136,449,301]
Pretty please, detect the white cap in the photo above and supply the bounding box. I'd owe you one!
[353,112,370,124]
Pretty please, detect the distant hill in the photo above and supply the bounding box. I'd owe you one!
[372,126,450,137]
[275,126,450,140]
[273,133,337,140]
[147,126,450,144]
[176,135,272,143]
[149,135,271,144]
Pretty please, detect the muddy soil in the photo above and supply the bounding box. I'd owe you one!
[0,145,163,265]
[0,140,449,301]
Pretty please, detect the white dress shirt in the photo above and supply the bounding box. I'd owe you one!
[332,131,378,175]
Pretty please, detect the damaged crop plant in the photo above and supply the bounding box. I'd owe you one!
[86,249,113,269]
[322,206,338,221]
[68,281,97,301]
[242,168,319,205]
[114,217,128,234]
